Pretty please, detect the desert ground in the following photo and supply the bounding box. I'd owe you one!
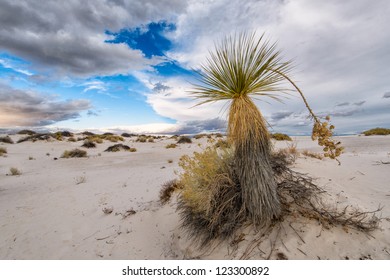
[0,133,389,259]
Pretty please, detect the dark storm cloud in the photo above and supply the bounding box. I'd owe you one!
[0,84,91,126]
[0,0,187,77]
[271,111,293,121]
[383,92,390,98]
[353,101,366,106]
[336,102,350,107]
[174,118,227,134]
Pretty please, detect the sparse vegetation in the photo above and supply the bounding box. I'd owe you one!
[61,149,88,158]
[81,140,96,148]
[17,133,52,143]
[194,134,207,139]
[0,147,7,156]
[362,128,390,136]
[0,136,14,144]
[17,129,36,135]
[165,143,178,149]
[75,176,86,185]
[302,150,323,160]
[28,156,35,160]
[271,133,292,141]
[167,159,173,163]
[177,136,192,144]
[159,179,182,205]
[136,136,147,143]
[214,139,230,149]
[121,132,135,138]
[9,167,22,176]
[68,137,76,142]
[104,144,136,152]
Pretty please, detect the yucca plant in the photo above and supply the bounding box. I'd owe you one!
[193,32,292,226]
[192,32,342,227]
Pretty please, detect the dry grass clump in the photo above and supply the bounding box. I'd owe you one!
[61,149,88,158]
[172,146,380,248]
[136,136,147,142]
[194,134,207,139]
[214,139,230,149]
[159,179,182,205]
[81,140,96,148]
[0,147,7,156]
[271,133,292,141]
[86,134,124,143]
[9,167,22,176]
[81,131,95,136]
[166,143,178,149]
[68,137,76,142]
[17,129,36,135]
[302,150,323,160]
[104,144,136,152]
[0,136,14,144]
[17,133,52,143]
[362,128,390,136]
[121,132,135,137]
[177,136,192,144]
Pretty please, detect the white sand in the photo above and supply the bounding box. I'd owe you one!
[0,134,389,259]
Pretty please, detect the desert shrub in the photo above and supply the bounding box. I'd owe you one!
[0,136,14,144]
[104,144,136,152]
[165,143,178,149]
[81,131,95,136]
[0,147,7,156]
[61,149,87,158]
[86,136,103,144]
[147,137,155,143]
[81,140,96,148]
[159,179,182,205]
[68,137,76,142]
[276,142,299,163]
[362,128,390,136]
[17,133,52,143]
[136,136,147,142]
[9,167,21,176]
[103,132,114,136]
[172,145,379,248]
[271,133,292,141]
[214,139,230,149]
[167,159,173,163]
[177,147,245,247]
[214,133,224,138]
[17,129,36,135]
[104,135,124,142]
[302,150,323,160]
[177,136,192,144]
[194,134,207,139]
[121,133,135,138]
[52,132,63,141]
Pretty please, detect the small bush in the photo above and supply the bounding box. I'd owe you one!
[167,159,173,163]
[104,135,124,142]
[362,128,390,136]
[214,133,224,138]
[61,149,87,158]
[104,144,136,152]
[166,143,178,149]
[17,133,52,143]
[81,131,95,136]
[0,147,7,156]
[271,133,292,141]
[28,156,35,160]
[136,136,147,143]
[194,134,207,139]
[177,136,192,144]
[0,136,14,144]
[159,180,182,205]
[214,139,230,149]
[68,137,76,142]
[302,150,323,160]
[86,136,103,144]
[9,167,22,176]
[148,137,155,143]
[17,129,36,135]
[121,133,135,138]
[103,132,114,136]
[81,140,96,148]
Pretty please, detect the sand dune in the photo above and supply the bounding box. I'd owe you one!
[0,134,389,259]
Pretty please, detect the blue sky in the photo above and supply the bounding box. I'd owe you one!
[1,0,390,135]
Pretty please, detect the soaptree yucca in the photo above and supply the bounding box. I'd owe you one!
[192,32,293,226]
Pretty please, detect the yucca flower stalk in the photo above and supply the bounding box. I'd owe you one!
[192,32,293,226]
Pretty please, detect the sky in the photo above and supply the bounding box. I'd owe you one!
[0,0,390,135]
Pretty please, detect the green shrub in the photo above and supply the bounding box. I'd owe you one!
[61,149,87,158]
[362,128,390,136]
[165,143,178,149]
[0,136,14,144]
[271,133,292,141]
[177,136,192,144]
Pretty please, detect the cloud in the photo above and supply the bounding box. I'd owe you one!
[0,84,91,126]
[271,111,294,122]
[336,102,350,107]
[383,92,390,98]
[353,101,366,106]
[82,81,107,93]
[0,0,188,77]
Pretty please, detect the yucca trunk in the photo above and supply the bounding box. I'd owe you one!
[228,96,281,226]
